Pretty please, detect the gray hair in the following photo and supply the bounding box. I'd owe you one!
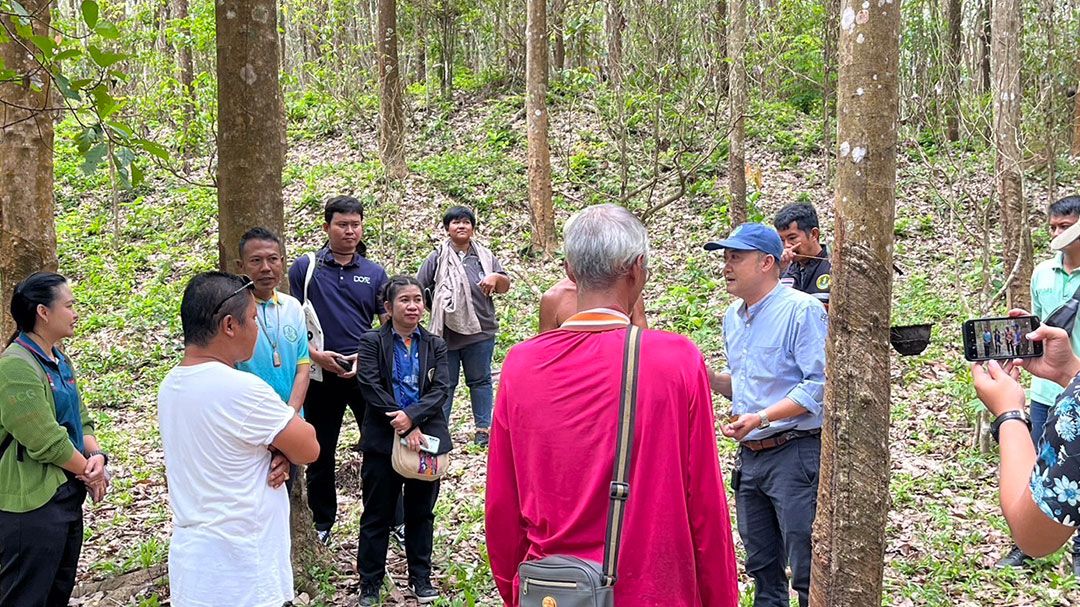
[564,204,649,290]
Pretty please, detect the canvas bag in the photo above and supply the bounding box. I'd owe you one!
[301,252,325,382]
[517,325,642,607]
[391,434,450,481]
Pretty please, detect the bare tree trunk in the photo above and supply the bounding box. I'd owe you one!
[550,0,565,72]
[713,0,728,95]
[526,0,555,256]
[176,0,195,167]
[1073,68,1080,156]
[945,0,962,141]
[809,0,901,604]
[377,0,407,179]
[416,11,428,84]
[727,0,747,225]
[437,0,457,101]
[287,467,328,594]
[0,0,59,339]
[991,0,1031,310]
[979,0,992,95]
[605,0,624,85]
[822,0,839,182]
[216,0,286,270]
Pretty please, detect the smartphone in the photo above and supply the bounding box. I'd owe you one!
[400,434,441,454]
[334,356,356,372]
[962,315,1043,362]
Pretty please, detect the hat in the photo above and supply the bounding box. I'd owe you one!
[1052,221,1080,251]
[704,223,784,261]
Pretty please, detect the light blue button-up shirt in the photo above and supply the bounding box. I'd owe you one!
[722,282,828,441]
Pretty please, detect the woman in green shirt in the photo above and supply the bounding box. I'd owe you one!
[0,272,109,606]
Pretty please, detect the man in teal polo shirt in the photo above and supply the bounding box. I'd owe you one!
[997,195,1080,572]
[235,227,311,493]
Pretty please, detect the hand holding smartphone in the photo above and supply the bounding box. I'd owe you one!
[963,315,1043,362]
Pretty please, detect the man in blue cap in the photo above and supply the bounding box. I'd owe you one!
[705,222,828,607]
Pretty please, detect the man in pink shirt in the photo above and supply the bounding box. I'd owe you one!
[485,204,739,607]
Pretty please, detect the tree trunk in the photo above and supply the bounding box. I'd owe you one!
[714,0,728,95]
[979,0,992,95]
[1073,71,1080,156]
[944,0,962,142]
[822,0,839,182]
[288,467,328,594]
[377,0,407,179]
[605,0,624,85]
[551,0,565,72]
[437,0,456,101]
[525,0,555,256]
[991,0,1030,310]
[726,0,747,225]
[176,0,195,166]
[216,0,286,270]
[0,0,59,340]
[809,0,901,604]
[416,11,428,85]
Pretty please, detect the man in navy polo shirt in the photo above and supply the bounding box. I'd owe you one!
[773,203,831,309]
[289,195,389,544]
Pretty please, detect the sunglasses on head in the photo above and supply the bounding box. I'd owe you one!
[210,276,255,319]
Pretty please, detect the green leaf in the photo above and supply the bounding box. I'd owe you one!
[88,45,127,69]
[90,84,116,118]
[94,21,120,40]
[28,35,56,56]
[131,161,144,187]
[80,0,99,29]
[53,48,83,62]
[8,0,31,24]
[134,138,170,162]
[53,73,81,101]
[106,121,133,139]
[81,142,108,174]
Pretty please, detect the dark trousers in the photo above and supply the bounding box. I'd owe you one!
[735,435,820,607]
[0,479,86,607]
[305,372,366,530]
[357,452,440,588]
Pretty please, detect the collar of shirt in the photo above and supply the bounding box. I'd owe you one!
[317,246,359,268]
[392,327,422,344]
[739,282,785,323]
[255,290,281,306]
[561,308,632,332]
[16,333,62,369]
[1049,252,1080,276]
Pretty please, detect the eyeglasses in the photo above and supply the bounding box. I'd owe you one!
[210,276,255,319]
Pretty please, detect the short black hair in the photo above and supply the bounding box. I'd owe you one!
[7,272,68,345]
[442,206,477,230]
[180,272,252,346]
[773,203,819,234]
[381,275,424,308]
[1049,195,1080,219]
[238,227,283,258]
[324,195,365,224]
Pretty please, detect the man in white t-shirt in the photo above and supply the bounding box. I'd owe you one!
[158,272,320,607]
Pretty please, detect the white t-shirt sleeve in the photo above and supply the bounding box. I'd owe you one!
[236,376,297,446]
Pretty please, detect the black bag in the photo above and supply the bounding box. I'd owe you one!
[517,325,642,607]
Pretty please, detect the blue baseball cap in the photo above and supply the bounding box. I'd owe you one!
[703,223,784,261]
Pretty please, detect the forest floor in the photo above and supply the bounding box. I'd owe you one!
[54,82,1080,607]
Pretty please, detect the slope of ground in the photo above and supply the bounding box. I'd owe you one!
[52,85,1080,606]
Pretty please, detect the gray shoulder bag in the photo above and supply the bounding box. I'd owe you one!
[518,324,642,607]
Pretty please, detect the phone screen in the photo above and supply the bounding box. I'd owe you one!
[963,315,1043,362]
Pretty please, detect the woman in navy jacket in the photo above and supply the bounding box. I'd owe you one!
[355,275,451,606]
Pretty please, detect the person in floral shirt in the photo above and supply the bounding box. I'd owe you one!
[974,314,1080,556]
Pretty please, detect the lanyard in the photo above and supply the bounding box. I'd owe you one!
[257,299,282,367]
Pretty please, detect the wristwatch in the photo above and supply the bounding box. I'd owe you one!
[757,411,771,429]
[990,410,1031,444]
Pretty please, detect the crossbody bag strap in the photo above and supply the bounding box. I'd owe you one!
[601,324,642,587]
[303,252,317,303]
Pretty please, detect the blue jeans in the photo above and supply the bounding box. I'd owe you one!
[735,435,819,607]
[1029,401,1080,557]
[444,337,495,429]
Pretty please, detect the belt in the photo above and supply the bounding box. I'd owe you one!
[740,428,821,452]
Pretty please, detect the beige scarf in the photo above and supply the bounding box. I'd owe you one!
[430,240,495,337]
